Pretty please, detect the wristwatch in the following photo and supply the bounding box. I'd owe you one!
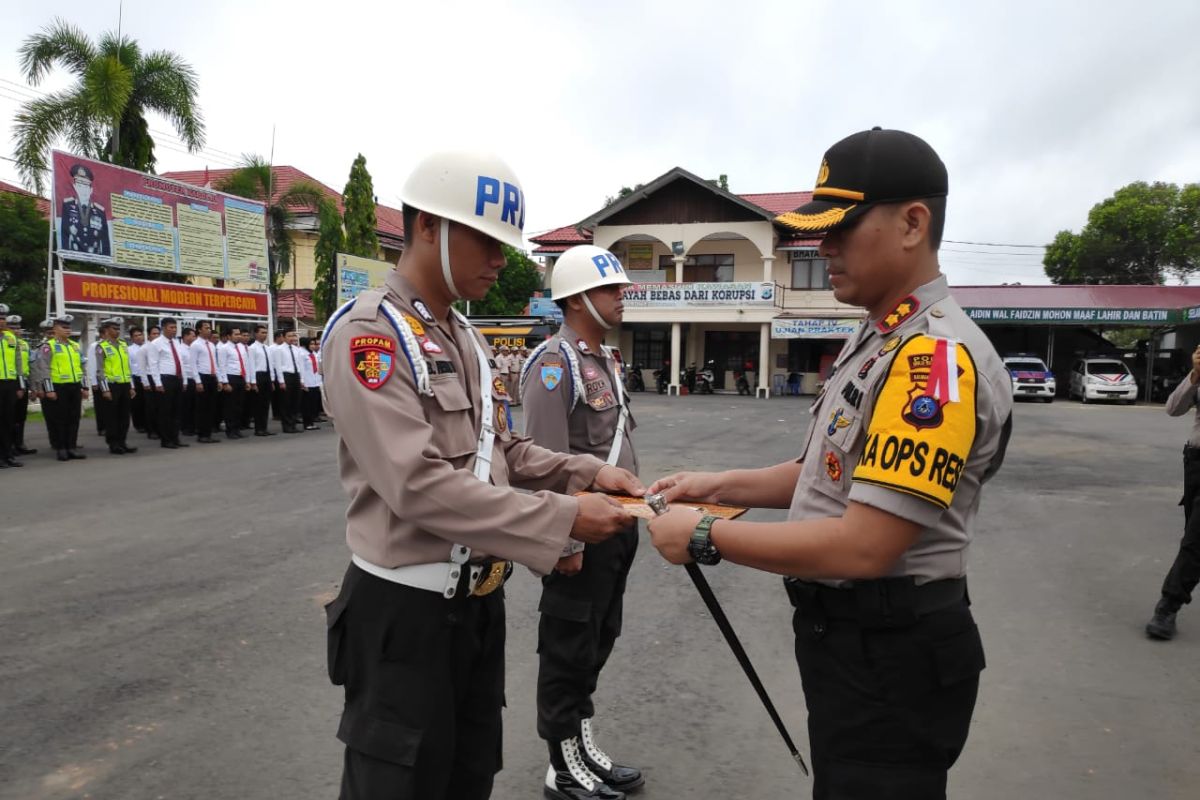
[688,515,722,565]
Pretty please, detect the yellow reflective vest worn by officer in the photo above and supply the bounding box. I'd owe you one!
[0,330,19,384]
[34,339,85,390]
[790,275,1013,583]
[97,339,133,387]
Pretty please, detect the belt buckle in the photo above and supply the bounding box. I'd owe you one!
[470,561,511,597]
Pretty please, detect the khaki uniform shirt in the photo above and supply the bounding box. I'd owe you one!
[1165,376,1200,447]
[789,276,1013,585]
[521,323,640,555]
[321,271,606,576]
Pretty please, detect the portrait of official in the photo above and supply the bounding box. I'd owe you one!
[60,163,111,257]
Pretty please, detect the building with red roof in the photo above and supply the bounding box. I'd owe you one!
[0,179,51,218]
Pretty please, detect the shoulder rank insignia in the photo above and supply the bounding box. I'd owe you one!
[877,296,920,333]
[541,365,564,391]
[351,335,396,390]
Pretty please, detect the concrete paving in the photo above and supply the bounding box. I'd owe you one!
[0,394,1197,799]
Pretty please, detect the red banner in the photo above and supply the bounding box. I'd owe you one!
[61,272,269,317]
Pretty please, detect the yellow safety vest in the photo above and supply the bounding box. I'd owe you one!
[18,339,30,377]
[0,330,17,380]
[98,339,132,383]
[48,339,83,384]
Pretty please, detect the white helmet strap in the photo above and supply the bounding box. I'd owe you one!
[439,218,461,299]
[581,292,612,331]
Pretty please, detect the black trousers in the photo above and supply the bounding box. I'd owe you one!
[224,375,247,435]
[253,371,272,432]
[1161,450,1200,608]
[101,382,132,448]
[143,381,160,438]
[283,372,301,429]
[536,525,638,742]
[0,379,16,459]
[790,582,984,800]
[44,384,83,453]
[194,373,218,438]
[131,376,147,432]
[157,375,183,445]
[327,562,505,800]
[303,386,321,427]
[181,379,197,435]
[272,371,285,420]
[93,387,109,435]
[13,382,29,447]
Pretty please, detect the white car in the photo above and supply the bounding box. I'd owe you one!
[1068,358,1138,404]
[1003,355,1056,402]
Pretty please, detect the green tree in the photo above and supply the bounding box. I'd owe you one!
[13,17,205,193]
[216,156,327,297]
[342,154,379,258]
[470,246,542,316]
[604,183,644,206]
[0,192,50,324]
[312,200,344,321]
[1044,181,1200,284]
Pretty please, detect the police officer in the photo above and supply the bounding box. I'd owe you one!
[521,245,645,799]
[647,128,1013,800]
[1145,345,1200,640]
[91,317,138,455]
[0,305,26,467]
[32,315,90,462]
[7,315,36,456]
[60,163,111,257]
[321,150,645,800]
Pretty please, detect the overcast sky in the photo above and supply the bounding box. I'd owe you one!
[2,0,1198,286]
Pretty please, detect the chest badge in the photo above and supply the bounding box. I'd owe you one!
[576,339,591,354]
[825,451,843,482]
[413,299,435,323]
[403,313,425,336]
[827,406,851,436]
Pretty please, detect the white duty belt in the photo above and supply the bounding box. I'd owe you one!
[601,345,629,467]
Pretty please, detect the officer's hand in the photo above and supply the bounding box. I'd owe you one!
[591,465,647,497]
[102,391,112,400]
[81,388,89,398]
[571,493,634,543]
[45,391,57,401]
[278,382,286,391]
[16,389,24,400]
[648,506,705,565]
[649,471,725,504]
[196,384,205,393]
[555,551,584,576]
[130,388,136,399]
[223,383,233,393]
[156,386,165,393]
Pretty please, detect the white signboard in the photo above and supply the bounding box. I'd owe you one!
[771,318,860,339]
[622,281,776,307]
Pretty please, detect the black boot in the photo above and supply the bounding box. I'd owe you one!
[15,446,36,455]
[579,719,643,792]
[1146,598,1179,640]
[67,450,87,460]
[544,738,624,800]
[57,449,70,462]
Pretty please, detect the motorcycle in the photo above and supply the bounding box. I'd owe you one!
[626,363,646,392]
[734,371,752,396]
[654,363,670,394]
[695,360,716,395]
[683,364,698,394]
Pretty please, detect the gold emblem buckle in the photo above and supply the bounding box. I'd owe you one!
[470,561,511,597]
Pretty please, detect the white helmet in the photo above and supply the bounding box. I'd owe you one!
[399,150,526,299]
[549,245,632,330]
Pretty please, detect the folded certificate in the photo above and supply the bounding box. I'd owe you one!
[577,493,749,521]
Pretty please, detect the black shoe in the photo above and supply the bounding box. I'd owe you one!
[175,441,190,448]
[254,431,273,437]
[57,450,70,462]
[181,430,195,437]
[545,738,624,800]
[109,446,126,455]
[304,425,319,431]
[162,442,179,449]
[0,461,8,469]
[284,427,301,434]
[7,458,24,467]
[67,450,87,460]
[15,447,36,456]
[122,445,138,454]
[148,433,160,440]
[134,427,146,433]
[579,720,643,792]
[197,437,219,443]
[1147,599,1179,640]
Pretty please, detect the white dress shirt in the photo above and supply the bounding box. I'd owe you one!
[128,341,145,379]
[249,340,273,375]
[190,336,226,382]
[275,342,303,382]
[218,340,250,382]
[144,336,195,387]
[178,339,198,383]
[299,347,323,389]
[269,342,286,383]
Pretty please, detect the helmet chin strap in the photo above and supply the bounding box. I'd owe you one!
[439,218,462,299]
[580,293,612,331]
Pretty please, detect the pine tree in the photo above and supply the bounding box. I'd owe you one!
[313,200,345,321]
[342,154,379,258]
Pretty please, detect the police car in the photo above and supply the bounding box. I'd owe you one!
[1003,354,1056,402]
[1067,358,1138,404]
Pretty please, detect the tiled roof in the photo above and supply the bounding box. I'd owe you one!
[529,224,591,245]
[531,243,575,255]
[738,191,813,216]
[0,179,50,218]
[777,237,823,248]
[161,166,405,243]
[276,288,315,318]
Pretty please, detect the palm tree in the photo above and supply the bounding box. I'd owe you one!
[13,18,204,193]
[216,155,329,298]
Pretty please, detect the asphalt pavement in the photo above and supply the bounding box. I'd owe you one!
[1,394,1197,799]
